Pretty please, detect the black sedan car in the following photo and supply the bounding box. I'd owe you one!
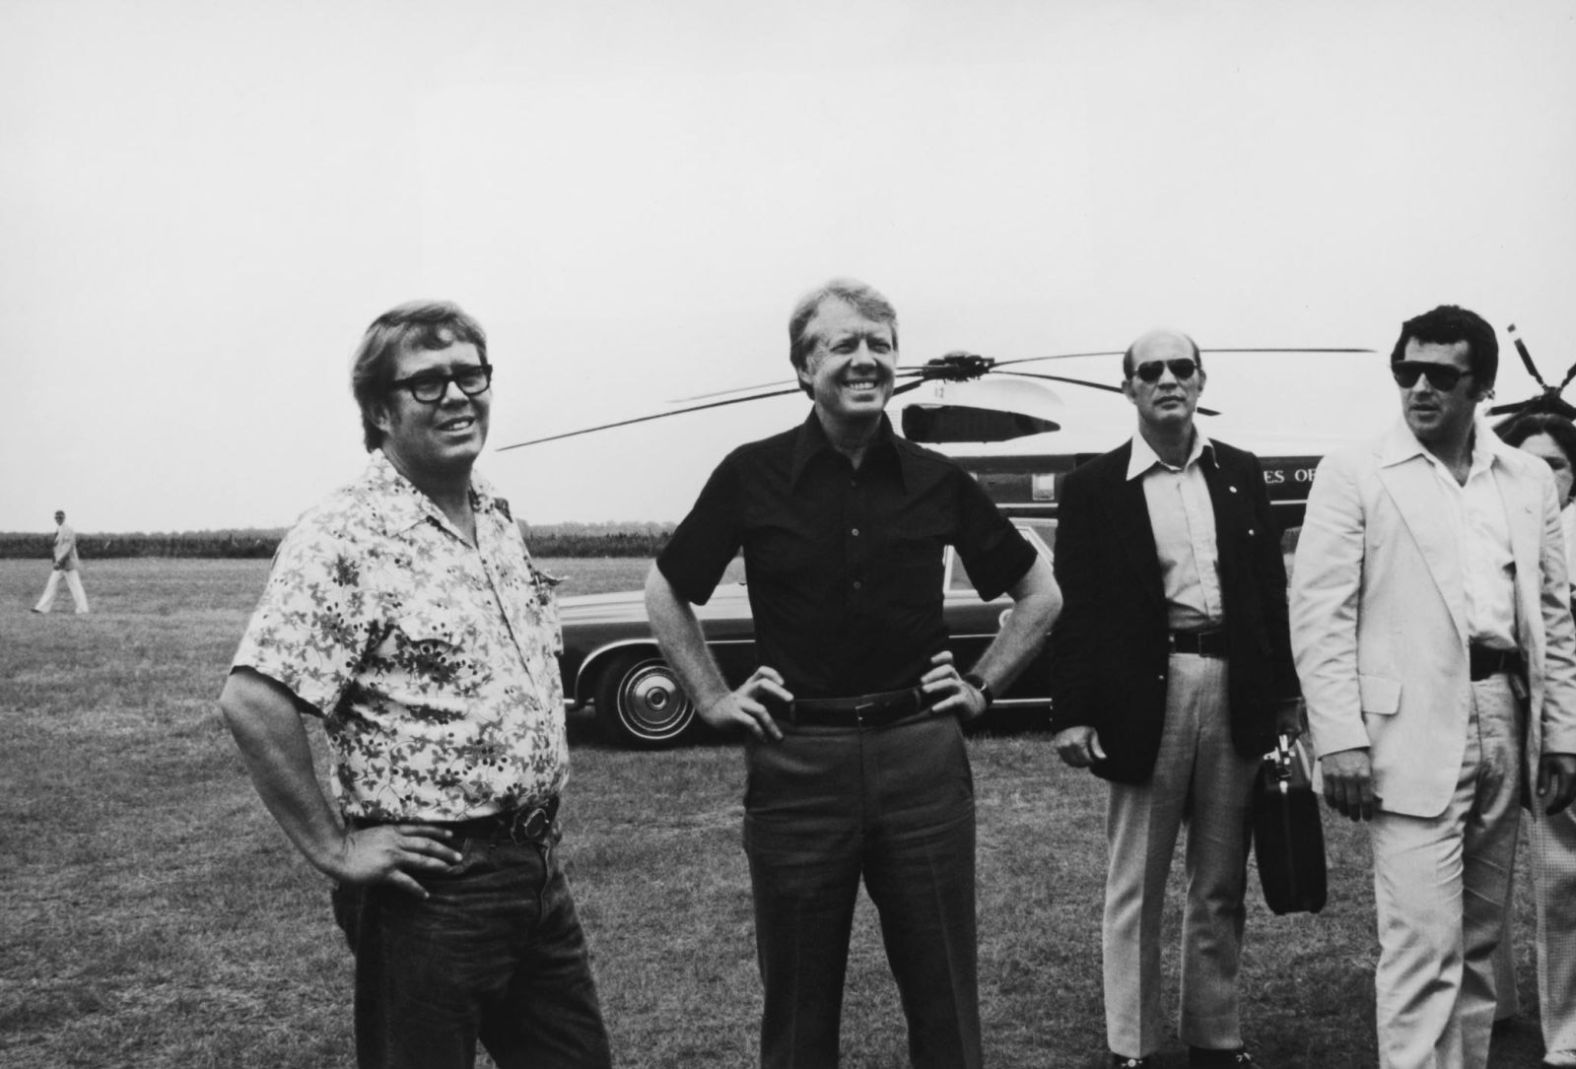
[558,520,1057,748]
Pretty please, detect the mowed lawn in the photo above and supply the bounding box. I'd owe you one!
[0,558,1553,1067]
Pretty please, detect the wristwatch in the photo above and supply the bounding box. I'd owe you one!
[961,672,994,710]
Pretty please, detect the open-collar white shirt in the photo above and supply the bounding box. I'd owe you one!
[1395,417,1518,651]
[1127,429,1224,632]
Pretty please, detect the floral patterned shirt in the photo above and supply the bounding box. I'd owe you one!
[231,451,569,821]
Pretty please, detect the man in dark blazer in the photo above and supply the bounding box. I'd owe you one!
[1050,329,1301,1069]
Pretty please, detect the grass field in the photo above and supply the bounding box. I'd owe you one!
[0,558,1554,1067]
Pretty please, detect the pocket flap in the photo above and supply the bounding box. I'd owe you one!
[396,602,466,646]
[1359,674,1401,715]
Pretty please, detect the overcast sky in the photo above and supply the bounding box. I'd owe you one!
[4,0,1574,533]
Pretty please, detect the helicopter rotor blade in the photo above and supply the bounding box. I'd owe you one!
[986,351,1123,369]
[1555,359,1576,393]
[669,367,929,403]
[993,370,1126,395]
[890,377,936,398]
[517,343,1368,447]
[1507,324,1548,389]
[669,348,1380,400]
[987,346,1374,370]
[988,370,1220,416]
[497,383,808,450]
[1199,347,1376,354]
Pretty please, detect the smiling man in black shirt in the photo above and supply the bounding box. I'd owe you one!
[645,278,1062,1069]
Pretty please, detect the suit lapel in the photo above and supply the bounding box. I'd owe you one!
[1200,450,1238,585]
[1105,444,1166,609]
[1376,437,1468,645]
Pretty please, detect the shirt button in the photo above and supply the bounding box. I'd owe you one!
[851,528,860,537]
[853,580,863,590]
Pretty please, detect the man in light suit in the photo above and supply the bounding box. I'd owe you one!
[1051,329,1300,1069]
[32,509,89,614]
[1291,304,1576,1069]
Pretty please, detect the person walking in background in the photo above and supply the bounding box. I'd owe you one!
[218,301,612,1069]
[645,278,1062,1069]
[1049,329,1299,1069]
[32,509,89,614]
[1291,305,1576,1069]
[1493,411,1576,1068]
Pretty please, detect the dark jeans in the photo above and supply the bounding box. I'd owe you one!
[332,831,612,1069]
[743,711,980,1069]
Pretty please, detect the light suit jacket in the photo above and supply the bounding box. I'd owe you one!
[1290,419,1576,819]
[53,522,79,571]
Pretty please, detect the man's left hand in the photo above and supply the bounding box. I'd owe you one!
[1275,698,1305,739]
[1538,752,1576,815]
[922,650,988,721]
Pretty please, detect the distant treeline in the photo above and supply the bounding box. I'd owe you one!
[0,522,675,560]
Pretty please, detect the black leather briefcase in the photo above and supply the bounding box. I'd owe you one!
[1251,732,1328,915]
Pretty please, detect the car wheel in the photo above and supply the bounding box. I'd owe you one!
[594,651,696,748]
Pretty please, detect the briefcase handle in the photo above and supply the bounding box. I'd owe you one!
[1264,731,1312,794]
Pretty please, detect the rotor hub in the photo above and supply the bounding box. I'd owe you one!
[921,352,996,382]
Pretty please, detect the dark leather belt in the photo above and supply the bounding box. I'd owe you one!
[1168,628,1228,658]
[356,795,561,846]
[1469,644,1523,682]
[766,687,936,729]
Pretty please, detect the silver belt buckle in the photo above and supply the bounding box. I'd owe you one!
[507,801,554,845]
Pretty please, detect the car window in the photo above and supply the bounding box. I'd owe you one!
[945,519,1057,594]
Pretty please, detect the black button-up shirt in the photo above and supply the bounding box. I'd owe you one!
[657,412,1037,699]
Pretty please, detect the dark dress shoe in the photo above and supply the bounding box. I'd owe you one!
[1189,1047,1261,1068]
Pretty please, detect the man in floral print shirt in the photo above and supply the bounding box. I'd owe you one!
[219,301,611,1069]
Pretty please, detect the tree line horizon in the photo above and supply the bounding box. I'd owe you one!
[0,522,674,560]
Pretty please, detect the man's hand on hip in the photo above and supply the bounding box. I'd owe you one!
[1053,725,1106,768]
[329,824,465,898]
[698,666,789,742]
[922,650,987,721]
[1320,748,1380,821]
[1538,753,1576,815]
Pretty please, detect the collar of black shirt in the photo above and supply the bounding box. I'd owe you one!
[790,410,910,491]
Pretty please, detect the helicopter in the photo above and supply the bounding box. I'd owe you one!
[497,345,1376,532]
[499,326,1570,532]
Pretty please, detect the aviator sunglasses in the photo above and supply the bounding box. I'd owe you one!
[1391,362,1471,392]
[1132,358,1198,384]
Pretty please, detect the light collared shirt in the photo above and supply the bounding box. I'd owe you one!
[231,450,569,822]
[1127,430,1224,631]
[1404,418,1518,651]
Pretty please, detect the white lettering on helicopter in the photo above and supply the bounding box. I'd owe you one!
[1262,466,1319,487]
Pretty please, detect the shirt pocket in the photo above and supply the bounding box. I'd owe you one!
[390,601,486,703]
[1359,673,1401,715]
[883,528,948,606]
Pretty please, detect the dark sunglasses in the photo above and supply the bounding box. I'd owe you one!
[1391,362,1471,391]
[1132,358,1198,384]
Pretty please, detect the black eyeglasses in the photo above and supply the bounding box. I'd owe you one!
[1391,362,1470,391]
[390,365,493,404]
[1132,358,1198,383]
